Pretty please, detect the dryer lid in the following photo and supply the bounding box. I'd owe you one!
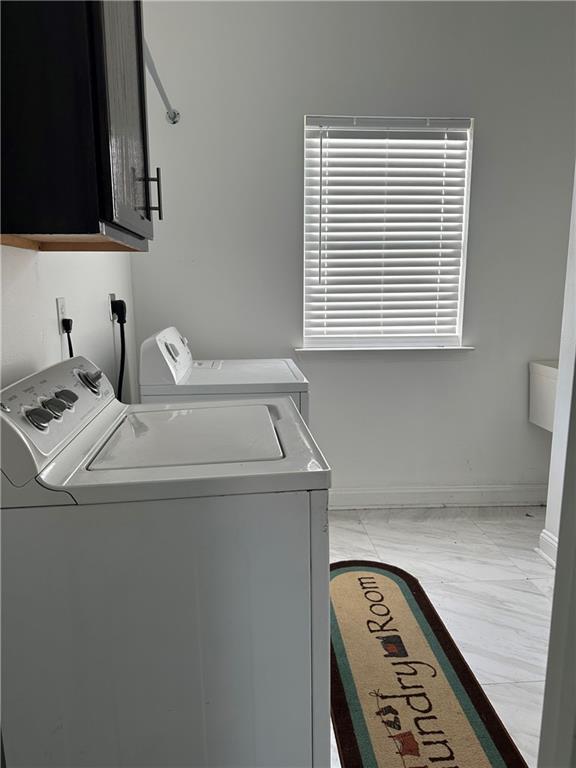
[181,359,306,386]
[88,404,283,470]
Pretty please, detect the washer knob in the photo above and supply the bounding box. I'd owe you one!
[78,369,103,394]
[26,407,54,431]
[54,389,79,408]
[42,398,68,419]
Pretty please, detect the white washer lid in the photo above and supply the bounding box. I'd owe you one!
[38,396,330,503]
[89,405,283,470]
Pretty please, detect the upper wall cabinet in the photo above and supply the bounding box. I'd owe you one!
[1,1,160,252]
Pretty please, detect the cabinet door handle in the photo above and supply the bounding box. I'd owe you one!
[138,167,163,221]
[150,167,163,221]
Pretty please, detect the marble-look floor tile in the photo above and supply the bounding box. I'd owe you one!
[471,517,553,579]
[528,575,556,602]
[329,514,378,563]
[369,548,527,584]
[482,681,545,768]
[362,513,528,583]
[470,513,545,543]
[329,511,367,538]
[329,509,362,526]
[424,579,552,684]
[495,544,555,580]
[357,507,475,521]
[468,506,545,526]
[361,507,497,550]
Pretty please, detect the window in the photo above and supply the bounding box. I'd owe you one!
[303,116,474,349]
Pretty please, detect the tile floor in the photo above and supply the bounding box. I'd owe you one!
[329,506,555,768]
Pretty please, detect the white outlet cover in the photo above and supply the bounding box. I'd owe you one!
[108,293,116,320]
[56,297,66,335]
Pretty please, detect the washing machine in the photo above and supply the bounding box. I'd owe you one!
[1,357,330,768]
[140,326,310,422]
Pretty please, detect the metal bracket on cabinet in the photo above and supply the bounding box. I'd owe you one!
[143,40,181,125]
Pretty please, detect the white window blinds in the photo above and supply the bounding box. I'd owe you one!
[303,116,474,348]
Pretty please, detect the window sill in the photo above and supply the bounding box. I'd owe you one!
[294,345,475,352]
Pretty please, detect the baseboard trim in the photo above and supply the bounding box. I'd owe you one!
[329,484,548,510]
[537,529,558,566]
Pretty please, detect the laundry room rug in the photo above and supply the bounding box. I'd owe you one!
[330,561,528,768]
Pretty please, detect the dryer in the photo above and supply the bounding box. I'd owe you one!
[1,357,330,768]
[140,326,310,421]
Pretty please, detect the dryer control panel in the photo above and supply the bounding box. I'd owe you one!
[140,326,196,384]
[1,357,115,484]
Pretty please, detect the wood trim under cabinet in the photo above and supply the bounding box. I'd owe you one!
[1,233,141,252]
[0,234,39,250]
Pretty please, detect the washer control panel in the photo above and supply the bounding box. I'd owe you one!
[77,369,104,394]
[0,357,115,459]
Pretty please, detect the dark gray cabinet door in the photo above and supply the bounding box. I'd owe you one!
[99,1,153,239]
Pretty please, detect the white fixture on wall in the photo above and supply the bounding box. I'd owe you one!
[529,360,559,432]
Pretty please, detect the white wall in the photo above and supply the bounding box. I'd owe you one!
[134,1,575,506]
[1,247,138,402]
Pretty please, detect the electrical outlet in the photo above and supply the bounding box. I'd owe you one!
[108,293,116,320]
[56,297,66,334]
